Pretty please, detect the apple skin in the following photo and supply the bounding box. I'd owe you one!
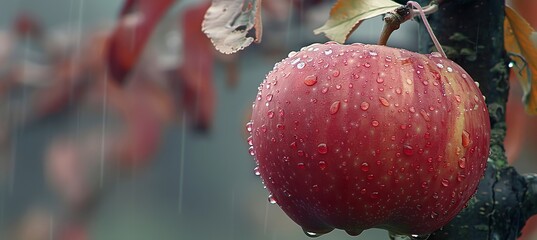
[248,42,490,236]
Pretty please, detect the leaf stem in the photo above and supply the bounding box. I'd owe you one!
[407,1,446,58]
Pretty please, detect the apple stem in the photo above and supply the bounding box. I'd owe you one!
[378,1,443,58]
[378,5,412,46]
[406,1,446,58]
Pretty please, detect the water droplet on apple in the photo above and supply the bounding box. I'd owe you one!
[364,62,371,68]
[377,78,384,83]
[317,143,328,154]
[457,173,466,182]
[332,69,340,77]
[406,79,413,85]
[246,121,253,132]
[276,124,285,130]
[304,75,318,86]
[267,110,275,119]
[370,192,379,199]
[422,181,428,188]
[403,145,414,156]
[441,179,449,187]
[330,101,341,115]
[431,52,442,58]
[268,194,277,204]
[247,136,253,146]
[458,158,466,169]
[395,87,402,94]
[318,161,327,170]
[455,95,461,103]
[379,97,390,107]
[420,109,431,122]
[462,130,470,148]
[288,51,297,57]
[266,94,273,102]
[297,62,305,69]
[324,49,333,55]
[361,162,369,172]
[369,51,378,56]
[321,87,329,93]
[436,63,444,68]
[248,146,255,156]
[336,84,342,90]
[253,166,260,176]
[360,102,370,111]
[371,120,380,127]
[297,162,305,169]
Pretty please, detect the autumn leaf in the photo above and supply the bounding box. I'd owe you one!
[202,0,263,54]
[107,0,176,84]
[505,6,537,114]
[314,0,401,43]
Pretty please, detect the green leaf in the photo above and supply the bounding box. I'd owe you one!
[314,0,401,43]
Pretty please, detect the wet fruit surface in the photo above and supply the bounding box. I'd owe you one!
[248,42,490,236]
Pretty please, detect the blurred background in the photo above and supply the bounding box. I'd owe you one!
[0,0,535,239]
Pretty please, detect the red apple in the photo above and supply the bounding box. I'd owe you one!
[248,42,490,236]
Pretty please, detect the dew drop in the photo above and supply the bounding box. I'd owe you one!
[409,107,416,113]
[377,78,384,84]
[290,141,297,149]
[297,62,305,69]
[246,121,253,132]
[248,146,255,156]
[420,109,431,122]
[379,97,390,107]
[458,157,466,169]
[395,88,402,94]
[332,69,340,77]
[455,95,461,103]
[247,136,253,146]
[330,101,341,115]
[403,145,414,156]
[370,192,379,199]
[253,166,260,176]
[321,87,329,94]
[304,75,318,86]
[318,161,327,170]
[441,179,449,187]
[431,51,442,57]
[371,120,380,127]
[462,130,470,148]
[360,102,370,111]
[335,84,342,90]
[436,63,444,69]
[447,66,453,72]
[457,173,466,182]
[288,51,297,57]
[317,143,328,154]
[406,79,413,85]
[266,94,273,102]
[430,211,439,219]
[267,110,275,119]
[268,194,277,204]
[364,62,371,68]
[361,162,370,172]
[324,49,333,55]
[276,124,285,130]
[369,51,378,56]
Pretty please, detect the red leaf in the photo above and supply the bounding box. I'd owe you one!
[107,0,176,84]
[178,2,216,131]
